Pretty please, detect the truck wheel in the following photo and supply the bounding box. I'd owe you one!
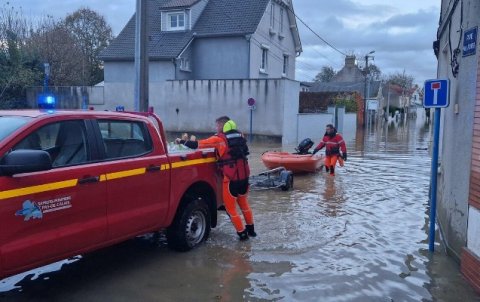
[280,171,294,191]
[167,197,211,251]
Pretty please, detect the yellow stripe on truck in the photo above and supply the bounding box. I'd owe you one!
[105,168,146,180]
[171,157,216,168]
[0,156,215,200]
[0,179,78,200]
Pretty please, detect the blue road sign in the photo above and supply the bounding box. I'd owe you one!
[463,26,477,57]
[424,79,449,108]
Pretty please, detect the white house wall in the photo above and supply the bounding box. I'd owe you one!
[250,0,297,79]
[192,37,249,79]
[147,79,300,141]
[103,61,176,109]
[177,46,193,80]
[281,79,302,144]
[436,0,479,258]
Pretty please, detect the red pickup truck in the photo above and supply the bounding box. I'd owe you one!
[0,110,222,279]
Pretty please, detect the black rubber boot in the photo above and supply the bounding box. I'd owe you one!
[325,166,329,173]
[246,224,257,237]
[237,230,249,241]
[330,166,335,175]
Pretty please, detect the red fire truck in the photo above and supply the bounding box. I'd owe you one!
[0,110,222,279]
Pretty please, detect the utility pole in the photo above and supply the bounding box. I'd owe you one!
[135,0,149,112]
[363,50,375,127]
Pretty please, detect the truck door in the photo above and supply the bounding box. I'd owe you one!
[0,119,107,275]
[95,119,170,239]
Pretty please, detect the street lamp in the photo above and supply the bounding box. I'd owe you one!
[363,50,375,127]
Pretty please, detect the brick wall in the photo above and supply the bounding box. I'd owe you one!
[462,51,480,294]
[461,248,480,293]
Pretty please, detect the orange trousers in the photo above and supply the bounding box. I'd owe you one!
[223,177,254,232]
[324,155,339,168]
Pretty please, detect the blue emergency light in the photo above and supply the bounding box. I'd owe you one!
[38,94,56,109]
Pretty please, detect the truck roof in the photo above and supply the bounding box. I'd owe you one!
[0,110,150,120]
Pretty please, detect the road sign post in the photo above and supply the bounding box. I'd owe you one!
[247,98,256,143]
[424,79,449,252]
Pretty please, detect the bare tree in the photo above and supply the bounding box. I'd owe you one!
[64,8,113,85]
[0,3,29,44]
[26,18,86,86]
[386,71,415,91]
[368,64,381,80]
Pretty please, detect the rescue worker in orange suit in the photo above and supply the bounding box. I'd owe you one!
[175,116,255,241]
[312,124,347,176]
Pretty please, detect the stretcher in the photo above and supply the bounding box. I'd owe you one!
[249,167,294,191]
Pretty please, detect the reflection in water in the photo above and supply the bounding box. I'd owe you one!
[242,112,478,302]
[1,111,479,301]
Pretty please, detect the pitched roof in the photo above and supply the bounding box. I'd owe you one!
[160,0,201,8]
[100,0,270,61]
[193,0,269,37]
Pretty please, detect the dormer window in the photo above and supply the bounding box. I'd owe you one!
[167,12,185,31]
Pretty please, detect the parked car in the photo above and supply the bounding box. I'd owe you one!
[0,110,222,279]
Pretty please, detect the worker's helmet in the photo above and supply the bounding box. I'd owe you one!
[223,120,237,132]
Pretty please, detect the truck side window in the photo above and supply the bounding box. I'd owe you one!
[12,121,89,167]
[98,120,152,159]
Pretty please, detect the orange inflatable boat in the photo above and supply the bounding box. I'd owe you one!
[261,151,324,174]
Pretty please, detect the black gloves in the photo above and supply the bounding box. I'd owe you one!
[342,153,347,161]
[312,148,320,155]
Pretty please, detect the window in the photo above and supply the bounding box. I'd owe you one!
[13,120,89,167]
[179,58,190,71]
[283,55,289,76]
[270,3,275,29]
[280,7,284,33]
[167,12,185,31]
[0,116,30,141]
[99,120,152,159]
[261,48,269,72]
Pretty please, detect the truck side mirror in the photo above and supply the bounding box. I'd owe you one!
[0,150,52,176]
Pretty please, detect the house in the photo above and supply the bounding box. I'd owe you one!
[303,55,383,125]
[96,0,303,144]
[435,0,480,294]
[309,55,381,99]
[99,0,302,89]
[300,81,313,92]
[332,55,365,83]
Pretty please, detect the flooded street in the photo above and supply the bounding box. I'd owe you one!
[1,114,480,301]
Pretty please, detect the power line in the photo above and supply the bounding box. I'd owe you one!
[286,6,347,57]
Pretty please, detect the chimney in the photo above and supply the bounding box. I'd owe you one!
[345,55,356,68]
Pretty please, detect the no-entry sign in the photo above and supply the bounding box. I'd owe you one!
[424,79,449,108]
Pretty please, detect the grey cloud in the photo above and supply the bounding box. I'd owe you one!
[370,9,439,29]
[294,0,394,19]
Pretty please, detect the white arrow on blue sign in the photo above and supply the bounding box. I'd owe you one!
[424,79,449,108]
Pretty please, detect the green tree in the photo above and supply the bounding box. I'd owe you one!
[314,66,336,83]
[0,4,41,108]
[64,8,113,85]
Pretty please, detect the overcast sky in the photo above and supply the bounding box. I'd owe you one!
[6,0,440,85]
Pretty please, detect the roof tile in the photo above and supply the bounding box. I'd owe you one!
[100,0,269,60]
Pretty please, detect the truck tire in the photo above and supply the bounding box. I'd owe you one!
[167,197,211,251]
[280,171,294,191]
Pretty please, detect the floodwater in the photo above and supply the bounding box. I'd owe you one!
[1,111,480,301]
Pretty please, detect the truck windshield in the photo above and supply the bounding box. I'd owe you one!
[0,116,30,141]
